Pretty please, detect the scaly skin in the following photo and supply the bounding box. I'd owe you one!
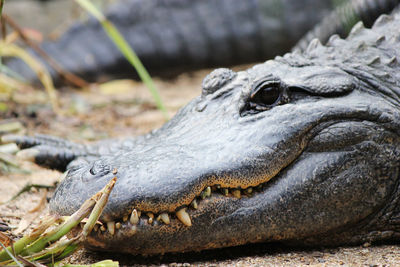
[4,0,336,84]
[4,8,400,254]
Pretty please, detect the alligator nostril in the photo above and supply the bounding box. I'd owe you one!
[89,160,111,176]
[201,68,236,96]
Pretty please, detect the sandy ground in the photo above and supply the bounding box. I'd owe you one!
[1,69,400,266]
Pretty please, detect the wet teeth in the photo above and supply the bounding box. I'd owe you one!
[147,212,154,224]
[115,222,122,229]
[159,213,170,225]
[107,221,115,235]
[130,209,140,225]
[232,189,241,199]
[190,199,198,209]
[176,208,192,226]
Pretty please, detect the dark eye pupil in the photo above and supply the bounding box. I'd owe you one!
[251,86,280,106]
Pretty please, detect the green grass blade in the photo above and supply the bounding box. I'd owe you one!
[74,0,168,119]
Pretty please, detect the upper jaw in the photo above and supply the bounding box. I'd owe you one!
[50,91,377,221]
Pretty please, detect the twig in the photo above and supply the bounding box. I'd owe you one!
[2,14,89,88]
[4,183,55,203]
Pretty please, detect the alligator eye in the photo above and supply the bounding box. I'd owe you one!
[248,81,283,111]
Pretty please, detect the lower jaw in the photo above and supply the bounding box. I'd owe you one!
[83,195,263,255]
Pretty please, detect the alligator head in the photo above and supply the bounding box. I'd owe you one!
[10,14,400,255]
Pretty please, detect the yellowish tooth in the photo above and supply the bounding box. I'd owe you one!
[232,189,241,199]
[147,212,154,224]
[245,187,253,194]
[93,224,99,232]
[100,225,106,232]
[130,209,140,225]
[107,221,115,235]
[176,208,192,226]
[222,188,229,196]
[123,215,128,222]
[115,222,122,229]
[190,199,198,209]
[205,186,211,197]
[201,186,212,199]
[159,213,170,225]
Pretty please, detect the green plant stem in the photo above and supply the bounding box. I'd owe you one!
[0,241,24,267]
[0,215,60,262]
[74,0,168,119]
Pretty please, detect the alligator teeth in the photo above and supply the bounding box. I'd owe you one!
[200,186,211,199]
[232,189,241,199]
[176,208,192,226]
[205,186,211,197]
[147,213,154,224]
[100,225,106,232]
[107,221,115,235]
[190,199,198,209]
[130,209,140,225]
[245,187,253,195]
[158,213,170,225]
[222,188,229,196]
[122,215,128,222]
[93,224,99,232]
[115,222,122,229]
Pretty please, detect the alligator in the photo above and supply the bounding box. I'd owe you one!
[6,0,398,85]
[3,5,400,255]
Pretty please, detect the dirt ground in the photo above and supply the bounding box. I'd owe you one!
[1,69,400,266]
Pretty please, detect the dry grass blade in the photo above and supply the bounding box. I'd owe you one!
[0,42,60,113]
[2,14,89,89]
[0,232,13,248]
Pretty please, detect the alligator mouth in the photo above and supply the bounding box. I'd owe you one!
[85,176,275,236]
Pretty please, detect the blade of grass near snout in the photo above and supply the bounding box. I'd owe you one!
[75,0,168,120]
[0,177,117,264]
